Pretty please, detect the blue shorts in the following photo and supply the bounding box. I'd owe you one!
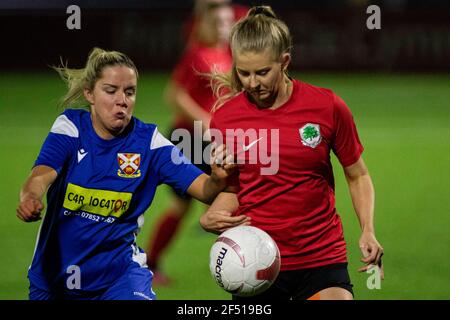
[29,265,156,300]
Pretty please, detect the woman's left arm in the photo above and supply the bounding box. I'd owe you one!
[187,173,226,204]
[344,157,384,279]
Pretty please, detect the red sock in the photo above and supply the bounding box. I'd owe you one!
[146,210,183,270]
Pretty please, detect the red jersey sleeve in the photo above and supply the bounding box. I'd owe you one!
[331,93,364,167]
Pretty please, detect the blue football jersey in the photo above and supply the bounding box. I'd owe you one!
[28,109,203,292]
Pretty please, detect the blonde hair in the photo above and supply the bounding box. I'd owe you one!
[192,0,232,46]
[52,47,138,108]
[211,6,292,111]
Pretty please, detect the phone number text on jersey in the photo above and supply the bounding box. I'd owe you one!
[63,210,116,224]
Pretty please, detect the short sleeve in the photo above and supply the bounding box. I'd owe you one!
[331,94,364,167]
[150,128,203,195]
[34,114,78,174]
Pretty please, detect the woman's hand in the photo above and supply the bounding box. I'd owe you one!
[186,144,237,204]
[200,210,251,234]
[17,165,57,223]
[210,143,237,181]
[17,198,44,222]
[358,230,384,279]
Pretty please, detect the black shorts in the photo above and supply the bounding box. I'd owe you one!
[233,263,354,301]
[168,127,211,199]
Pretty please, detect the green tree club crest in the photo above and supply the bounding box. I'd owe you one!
[299,123,322,148]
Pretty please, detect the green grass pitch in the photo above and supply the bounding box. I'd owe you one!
[0,72,449,299]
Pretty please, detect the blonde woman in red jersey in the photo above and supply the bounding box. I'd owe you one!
[200,6,384,300]
[145,0,235,285]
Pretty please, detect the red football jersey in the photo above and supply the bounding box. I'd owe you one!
[172,42,232,130]
[210,80,364,270]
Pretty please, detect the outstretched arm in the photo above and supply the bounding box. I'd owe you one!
[17,165,57,222]
[200,191,250,235]
[344,156,384,279]
[187,173,226,205]
[186,143,236,204]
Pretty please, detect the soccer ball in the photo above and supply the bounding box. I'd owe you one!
[209,226,281,297]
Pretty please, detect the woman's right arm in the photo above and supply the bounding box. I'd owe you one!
[165,81,211,131]
[199,191,250,234]
[17,165,57,222]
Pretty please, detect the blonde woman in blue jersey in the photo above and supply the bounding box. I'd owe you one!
[16,48,237,300]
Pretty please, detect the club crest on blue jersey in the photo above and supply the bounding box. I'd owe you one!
[299,123,322,148]
[117,153,141,178]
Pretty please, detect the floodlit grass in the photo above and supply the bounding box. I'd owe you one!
[0,72,448,299]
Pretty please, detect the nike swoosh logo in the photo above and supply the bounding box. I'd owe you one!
[77,150,88,163]
[243,137,262,152]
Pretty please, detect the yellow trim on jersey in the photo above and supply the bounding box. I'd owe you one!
[63,183,132,217]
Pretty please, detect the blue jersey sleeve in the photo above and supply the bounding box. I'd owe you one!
[35,113,78,173]
[150,128,203,195]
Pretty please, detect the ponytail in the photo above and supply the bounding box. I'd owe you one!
[210,6,292,111]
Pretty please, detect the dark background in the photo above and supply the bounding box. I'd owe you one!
[1,0,449,72]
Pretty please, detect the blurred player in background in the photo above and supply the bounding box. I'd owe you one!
[182,0,248,46]
[16,48,233,300]
[200,6,384,300]
[145,0,240,285]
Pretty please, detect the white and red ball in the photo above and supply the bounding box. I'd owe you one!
[209,226,281,297]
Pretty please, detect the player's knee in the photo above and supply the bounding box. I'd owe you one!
[317,287,353,300]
